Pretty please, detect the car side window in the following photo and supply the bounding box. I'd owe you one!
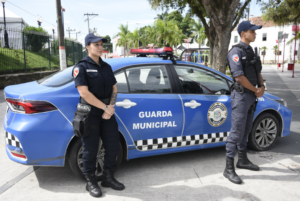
[125,65,171,93]
[174,65,230,95]
[115,70,129,93]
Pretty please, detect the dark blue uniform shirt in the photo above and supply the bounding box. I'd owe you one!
[73,55,117,100]
[228,41,255,78]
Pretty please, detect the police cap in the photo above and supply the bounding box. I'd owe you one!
[85,33,108,46]
[237,21,262,35]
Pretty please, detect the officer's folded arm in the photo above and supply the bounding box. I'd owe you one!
[102,84,118,119]
[235,75,258,93]
[76,85,115,115]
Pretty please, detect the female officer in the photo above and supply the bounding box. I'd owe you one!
[73,33,125,198]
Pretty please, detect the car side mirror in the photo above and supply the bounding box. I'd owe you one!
[187,68,194,73]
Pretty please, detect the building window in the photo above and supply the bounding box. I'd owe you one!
[278,31,283,39]
[234,36,238,43]
[262,33,267,41]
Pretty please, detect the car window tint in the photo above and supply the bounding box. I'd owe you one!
[115,70,129,93]
[125,65,171,93]
[37,66,74,87]
[174,65,230,95]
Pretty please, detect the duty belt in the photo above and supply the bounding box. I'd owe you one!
[231,83,255,95]
[80,97,111,105]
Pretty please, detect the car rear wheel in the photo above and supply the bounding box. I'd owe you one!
[68,138,123,180]
[248,113,279,151]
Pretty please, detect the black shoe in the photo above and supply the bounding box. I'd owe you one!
[223,157,242,184]
[236,150,260,171]
[85,173,102,197]
[101,169,125,190]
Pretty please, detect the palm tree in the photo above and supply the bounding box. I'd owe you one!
[272,45,278,64]
[153,19,176,47]
[286,31,300,45]
[189,20,207,49]
[129,29,140,49]
[115,24,131,57]
[167,25,186,56]
[261,46,267,64]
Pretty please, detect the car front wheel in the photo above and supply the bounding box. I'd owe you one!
[248,113,280,151]
[68,138,123,180]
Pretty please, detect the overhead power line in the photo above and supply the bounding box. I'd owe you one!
[6,0,53,25]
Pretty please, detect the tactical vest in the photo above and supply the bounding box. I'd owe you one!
[229,44,262,87]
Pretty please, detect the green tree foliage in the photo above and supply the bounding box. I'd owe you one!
[129,29,140,48]
[23,26,48,52]
[148,0,251,74]
[165,11,195,36]
[189,20,206,48]
[115,24,132,57]
[153,19,178,46]
[103,35,111,43]
[261,0,300,26]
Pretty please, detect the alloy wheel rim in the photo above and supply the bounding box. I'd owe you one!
[255,118,277,148]
[77,140,105,176]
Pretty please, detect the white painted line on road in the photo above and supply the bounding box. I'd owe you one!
[0,166,39,195]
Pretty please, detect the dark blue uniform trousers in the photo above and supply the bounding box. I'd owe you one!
[81,114,119,175]
[226,90,256,158]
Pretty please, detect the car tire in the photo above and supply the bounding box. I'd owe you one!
[68,138,123,180]
[248,113,279,151]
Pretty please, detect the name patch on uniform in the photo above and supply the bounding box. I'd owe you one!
[86,69,98,72]
[73,67,79,78]
[207,102,228,127]
[232,54,239,63]
[242,57,246,59]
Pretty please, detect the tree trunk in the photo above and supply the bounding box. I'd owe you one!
[199,0,240,74]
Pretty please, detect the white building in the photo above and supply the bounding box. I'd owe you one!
[0,8,28,49]
[229,16,299,64]
[0,8,27,29]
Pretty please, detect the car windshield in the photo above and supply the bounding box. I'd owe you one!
[37,66,74,87]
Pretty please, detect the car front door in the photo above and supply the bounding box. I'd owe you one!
[114,64,184,151]
[172,65,232,147]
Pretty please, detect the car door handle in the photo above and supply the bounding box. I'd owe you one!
[184,100,201,109]
[116,99,137,109]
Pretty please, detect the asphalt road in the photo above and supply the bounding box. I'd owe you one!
[0,65,299,201]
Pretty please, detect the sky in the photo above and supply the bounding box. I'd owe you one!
[3,0,263,45]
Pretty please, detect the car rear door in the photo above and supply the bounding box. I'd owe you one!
[170,64,232,146]
[114,64,184,151]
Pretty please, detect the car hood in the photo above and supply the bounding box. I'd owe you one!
[4,81,51,99]
[263,92,281,100]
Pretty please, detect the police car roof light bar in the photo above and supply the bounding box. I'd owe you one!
[130,47,173,55]
[130,47,176,64]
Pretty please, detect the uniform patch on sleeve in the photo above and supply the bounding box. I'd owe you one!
[73,67,79,78]
[232,54,239,63]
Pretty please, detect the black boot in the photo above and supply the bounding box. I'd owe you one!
[101,169,125,190]
[223,157,242,184]
[85,173,102,197]
[236,150,260,171]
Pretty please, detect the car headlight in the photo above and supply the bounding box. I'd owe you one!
[275,99,287,107]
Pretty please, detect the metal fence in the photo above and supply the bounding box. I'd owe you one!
[0,27,84,75]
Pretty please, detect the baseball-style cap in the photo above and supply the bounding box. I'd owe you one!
[85,33,108,46]
[237,21,262,35]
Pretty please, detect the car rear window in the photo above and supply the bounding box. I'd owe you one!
[37,66,74,87]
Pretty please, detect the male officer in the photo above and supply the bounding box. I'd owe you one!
[224,21,265,184]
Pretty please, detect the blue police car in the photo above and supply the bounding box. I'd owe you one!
[3,48,292,179]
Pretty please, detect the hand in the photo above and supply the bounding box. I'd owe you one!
[102,111,112,120]
[255,87,264,98]
[105,105,115,115]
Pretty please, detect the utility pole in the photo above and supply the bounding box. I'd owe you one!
[66,27,75,38]
[84,13,98,33]
[56,0,67,70]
